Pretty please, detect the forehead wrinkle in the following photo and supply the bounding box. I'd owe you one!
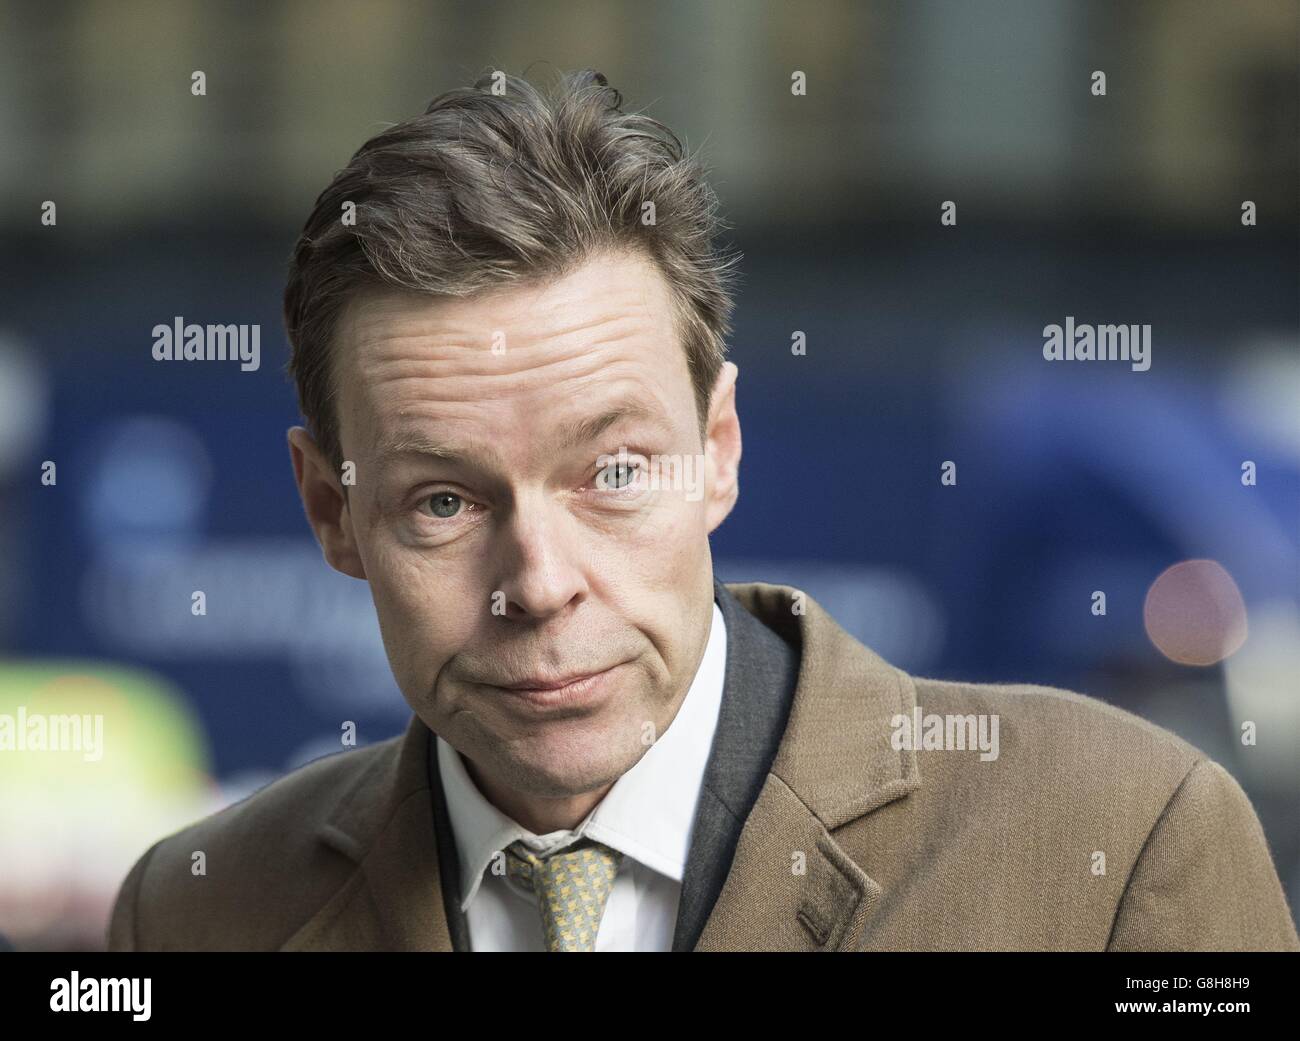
[377,399,665,459]
[351,296,665,369]
[361,347,607,386]
[368,303,657,347]
[353,321,682,429]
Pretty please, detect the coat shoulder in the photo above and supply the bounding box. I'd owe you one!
[909,675,1203,788]
[899,674,1219,843]
[109,735,406,951]
[884,675,1297,949]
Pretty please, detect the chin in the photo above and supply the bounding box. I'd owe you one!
[495,723,647,798]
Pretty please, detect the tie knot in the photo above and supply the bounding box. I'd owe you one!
[502,838,624,951]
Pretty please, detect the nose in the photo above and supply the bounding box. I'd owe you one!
[492,492,588,622]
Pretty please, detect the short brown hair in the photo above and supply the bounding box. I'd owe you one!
[283,68,741,468]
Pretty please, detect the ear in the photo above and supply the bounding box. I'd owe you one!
[703,361,741,534]
[287,426,366,580]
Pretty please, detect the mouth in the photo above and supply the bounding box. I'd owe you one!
[488,664,626,713]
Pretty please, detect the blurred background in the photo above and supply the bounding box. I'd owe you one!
[0,0,1296,949]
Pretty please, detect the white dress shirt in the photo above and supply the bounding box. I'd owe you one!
[437,601,728,951]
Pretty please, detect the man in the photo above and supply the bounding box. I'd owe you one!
[107,70,1297,952]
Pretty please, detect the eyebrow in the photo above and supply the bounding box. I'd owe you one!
[375,399,665,465]
[376,431,465,460]
[556,400,661,450]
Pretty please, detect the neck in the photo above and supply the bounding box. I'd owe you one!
[465,758,613,834]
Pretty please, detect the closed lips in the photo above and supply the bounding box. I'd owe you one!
[499,669,610,690]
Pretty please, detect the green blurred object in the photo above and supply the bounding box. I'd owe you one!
[0,661,215,949]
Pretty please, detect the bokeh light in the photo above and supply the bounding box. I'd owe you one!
[1144,559,1249,666]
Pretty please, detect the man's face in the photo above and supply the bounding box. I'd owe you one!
[302,249,740,799]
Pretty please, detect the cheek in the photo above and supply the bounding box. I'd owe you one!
[363,537,476,681]
[601,492,708,586]
[600,498,712,671]
[655,496,709,568]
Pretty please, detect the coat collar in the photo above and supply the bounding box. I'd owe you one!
[283,581,920,951]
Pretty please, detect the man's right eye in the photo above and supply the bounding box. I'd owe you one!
[422,491,464,518]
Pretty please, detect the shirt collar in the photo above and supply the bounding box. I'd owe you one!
[438,600,728,912]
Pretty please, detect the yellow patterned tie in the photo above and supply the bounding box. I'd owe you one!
[504,838,624,952]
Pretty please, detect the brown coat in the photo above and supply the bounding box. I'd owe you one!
[107,582,1299,951]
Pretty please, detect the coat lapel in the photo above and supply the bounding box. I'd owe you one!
[281,717,454,951]
[671,578,800,950]
[693,582,921,950]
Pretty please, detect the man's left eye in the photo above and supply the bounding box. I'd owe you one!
[595,461,641,491]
